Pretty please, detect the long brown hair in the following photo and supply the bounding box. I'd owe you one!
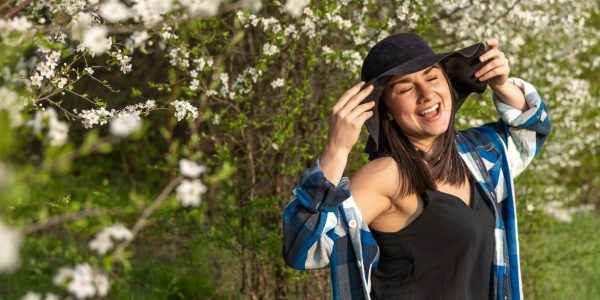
[368,69,467,198]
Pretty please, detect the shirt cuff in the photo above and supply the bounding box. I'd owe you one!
[492,77,545,129]
[294,158,351,212]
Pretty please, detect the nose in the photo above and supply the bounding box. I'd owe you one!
[417,82,435,103]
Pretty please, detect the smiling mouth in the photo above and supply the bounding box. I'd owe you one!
[417,103,441,120]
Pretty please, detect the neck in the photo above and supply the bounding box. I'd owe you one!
[408,136,436,154]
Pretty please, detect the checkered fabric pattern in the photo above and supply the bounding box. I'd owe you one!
[283,78,551,300]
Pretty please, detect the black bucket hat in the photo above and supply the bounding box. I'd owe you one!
[360,33,488,156]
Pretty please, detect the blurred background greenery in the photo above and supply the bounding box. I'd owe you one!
[0,0,598,299]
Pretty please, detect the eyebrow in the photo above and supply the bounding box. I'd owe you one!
[388,65,440,86]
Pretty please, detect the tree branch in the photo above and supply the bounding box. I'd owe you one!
[24,208,123,235]
[111,176,182,258]
[491,0,521,24]
[3,0,31,18]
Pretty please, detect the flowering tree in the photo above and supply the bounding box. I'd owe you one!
[0,0,598,298]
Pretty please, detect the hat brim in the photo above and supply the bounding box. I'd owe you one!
[361,42,489,156]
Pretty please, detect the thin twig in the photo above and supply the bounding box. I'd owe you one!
[491,0,521,24]
[87,74,121,93]
[36,97,79,119]
[0,0,13,12]
[3,0,30,18]
[430,3,474,23]
[64,88,99,106]
[24,208,123,235]
[111,176,182,258]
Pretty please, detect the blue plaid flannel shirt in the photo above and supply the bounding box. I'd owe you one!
[282,78,551,299]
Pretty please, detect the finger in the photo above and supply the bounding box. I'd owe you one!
[475,57,506,77]
[356,110,375,124]
[479,65,509,82]
[479,48,503,63]
[341,84,375,112]
[333,81,366,112]
[348,101,376,119]
[484,38,499,49]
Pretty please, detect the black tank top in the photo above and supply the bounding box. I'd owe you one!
[369,175,495,300]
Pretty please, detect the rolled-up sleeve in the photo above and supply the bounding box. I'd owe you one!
[490,77,552,178]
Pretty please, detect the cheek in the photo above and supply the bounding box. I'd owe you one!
[389,103,414,116]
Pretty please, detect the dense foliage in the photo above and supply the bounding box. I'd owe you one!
[0,0,598,298]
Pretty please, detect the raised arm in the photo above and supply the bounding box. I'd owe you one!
[282,81,376,269]
[472,38,551,179]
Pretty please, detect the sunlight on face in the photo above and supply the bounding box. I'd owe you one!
[383,64,453,147]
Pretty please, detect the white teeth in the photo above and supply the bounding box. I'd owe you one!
[419,103,439,115]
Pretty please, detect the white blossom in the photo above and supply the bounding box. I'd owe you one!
[176,179,207,207]
[526,203,535,212]
[67,264,97,299]
[78,107,113,128]
[88,231,113,255]
[30,108,69,146]
[168,46,190,68]
[110,113,142,137]
[99,0,131,22]
[179,159,206,178]
[94,273,110,297]
[89,224,133,255]
[128,31,150,49]
[180,0,221,17]
[170,100,198,121]
[283,24,298,38]
[262,43,279,56]
[212,113,221,124]
[541,201,595,223]
[8,16,32,33]
[56,77,68,89]
[106,224,133,241]
[48,120,69,146]
[82,26,112,56]
[70,12,96,39]
[190,78,200,91]
[21,291,41,300]
[112,51,133,73]
[0,220,23,273]
[30,72,44,87]
[44,293,59,300]
[132,0,173,27]
[53,267,75,286]
[78,100,155,129]
[36,62,55,79]
[270,78,284,88]
[284,0,309,17]
[0,87,27,127]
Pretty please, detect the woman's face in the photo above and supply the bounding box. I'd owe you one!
[383,63,453,146]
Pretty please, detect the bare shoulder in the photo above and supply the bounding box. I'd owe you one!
[349,156,400,224]
[350,156,399,197]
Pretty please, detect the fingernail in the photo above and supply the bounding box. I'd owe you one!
[359,81,365,87]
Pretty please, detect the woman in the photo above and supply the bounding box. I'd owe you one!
[282,33,551,299]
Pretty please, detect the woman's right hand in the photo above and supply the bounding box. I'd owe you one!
[326,81,376,154]
[319,82,375,187]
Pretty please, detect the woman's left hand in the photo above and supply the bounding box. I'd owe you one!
[474,38,509,90]
[476,38,528,111]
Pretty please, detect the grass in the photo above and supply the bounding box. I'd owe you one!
[520,211,600,299]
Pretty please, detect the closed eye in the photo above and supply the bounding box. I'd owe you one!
[427,76,438,81]
[399,87,413,94]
